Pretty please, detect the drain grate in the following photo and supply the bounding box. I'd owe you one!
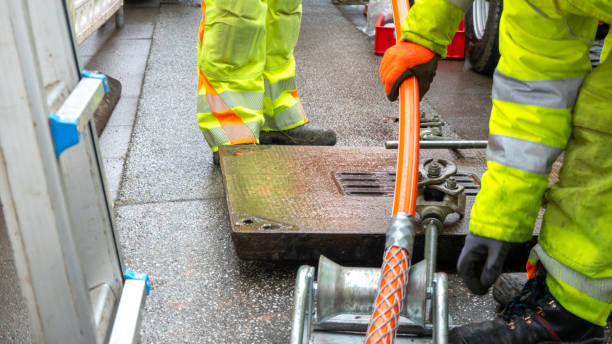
[333,171,396,196]
[452,173,481,196]
[334,171,481,197]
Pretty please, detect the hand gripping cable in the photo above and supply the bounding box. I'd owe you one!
[364,1,420,343]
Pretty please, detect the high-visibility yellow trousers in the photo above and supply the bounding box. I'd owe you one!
[527,54,612,326]
[197,0,308,152]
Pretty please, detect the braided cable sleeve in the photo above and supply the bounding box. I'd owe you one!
[365,246,411,344]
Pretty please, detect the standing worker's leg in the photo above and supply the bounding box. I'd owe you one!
[197,0,266,156]
[262,0,306,131]
[259,0,336,146]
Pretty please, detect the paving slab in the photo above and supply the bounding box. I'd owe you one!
[120,7,159,39]
[115,22,156,40]
[105,96,139,127]
[99,125,133,159]
[103,158,125,203]
[85,28,152,69]
[85,38,151,98]
[79,20,117,67]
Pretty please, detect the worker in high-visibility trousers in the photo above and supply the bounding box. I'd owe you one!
[197,0,336,165]
[380,0,611,341]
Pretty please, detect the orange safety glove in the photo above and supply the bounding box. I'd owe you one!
[380,41,439,101]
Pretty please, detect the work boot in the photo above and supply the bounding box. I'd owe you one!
[492,273,528,308]
[212,143,254,167]
[259,124,336,146]
[449,275,606,344]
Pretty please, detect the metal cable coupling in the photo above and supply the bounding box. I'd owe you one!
[384,212,416,254]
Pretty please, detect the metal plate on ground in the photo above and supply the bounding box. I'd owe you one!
[220,145,535,267]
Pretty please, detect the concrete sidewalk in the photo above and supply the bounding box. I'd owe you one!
[80,0,160,203]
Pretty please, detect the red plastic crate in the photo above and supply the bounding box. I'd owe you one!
[374,14,395,55]
[446,19,465,59]
[374,15,465,59]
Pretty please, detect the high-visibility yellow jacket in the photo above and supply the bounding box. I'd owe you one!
[400,0,612,326]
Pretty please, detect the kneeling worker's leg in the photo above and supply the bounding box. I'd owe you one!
[197,0,266,152]
[535,53,612,327]
[450,1,606,341]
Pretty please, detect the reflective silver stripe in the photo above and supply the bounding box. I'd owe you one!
[263,102,305,130]
[197,94,212,113]
[444,0,473,12]
[203,121,261,147]
[197,91,263,113]
[525,0,549,18]
[265,77,297,101]
[202,127,230,147]
[493,70,584,109]
[220,91,263,110]
[244,120,261,140]
[530,245,612,304]
[207,94,229,112]
[487,134,562,175]
[222,123,255,141]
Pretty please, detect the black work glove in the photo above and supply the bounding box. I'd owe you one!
[457,233,514,295]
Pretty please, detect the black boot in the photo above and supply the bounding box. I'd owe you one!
[259,124,336,146]
[450,275,606,344]
[493,273,528,308]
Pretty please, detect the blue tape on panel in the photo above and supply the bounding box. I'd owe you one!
[125,269,151,295]
[49,112,80,158]
[81,70,109,93]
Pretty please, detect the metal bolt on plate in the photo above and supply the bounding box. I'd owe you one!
[427,163,442,178]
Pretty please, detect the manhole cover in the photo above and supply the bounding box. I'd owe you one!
[334,171,480,196]
[220,145,539,267]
